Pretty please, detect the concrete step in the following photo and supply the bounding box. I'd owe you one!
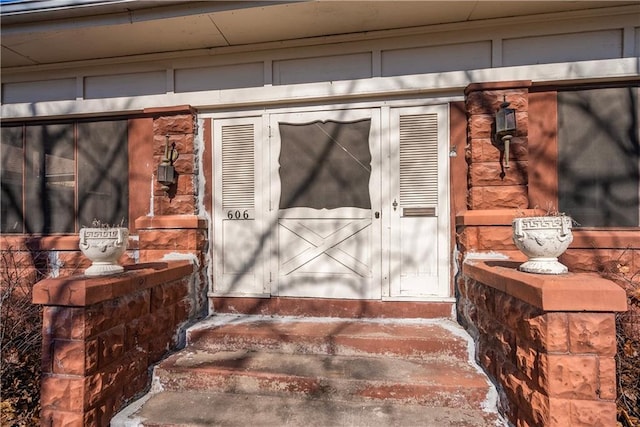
[211,296,455,319]
[186,315,471,361]
[126,391,503,427]
[112,315,505,427]
[154,349,489,408]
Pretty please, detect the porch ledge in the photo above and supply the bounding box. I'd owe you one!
[462,259,627,312]
[455,209,542,226]
[32,260,193,307]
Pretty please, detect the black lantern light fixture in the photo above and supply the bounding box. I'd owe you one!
[157,135,179,192]
[494,97,517,169]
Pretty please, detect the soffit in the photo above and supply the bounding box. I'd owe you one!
[1,1,637,68]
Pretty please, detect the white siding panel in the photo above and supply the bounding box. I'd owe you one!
[273,53,371,85]
[381,41,491,76]
[503,30,623,66]
[175,62,264,92]
[84,71,166,99]
[2,79,76,103]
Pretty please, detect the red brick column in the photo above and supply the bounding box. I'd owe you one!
[459,259,627,427]
[144,106,197,216]
[464,81,531,210]
[457,82,533,265]
[32,261,195,426]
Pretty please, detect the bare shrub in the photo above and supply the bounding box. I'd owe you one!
[600,255,640,427]
[1,248,45,426]
[615,276,640,427]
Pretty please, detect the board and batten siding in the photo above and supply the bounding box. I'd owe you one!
[1,11,638,108]
[502,30,624,66]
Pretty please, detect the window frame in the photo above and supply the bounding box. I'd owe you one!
[1,116,152,235]
[528,82,640,230]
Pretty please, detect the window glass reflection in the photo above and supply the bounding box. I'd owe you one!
[278,119,372,209]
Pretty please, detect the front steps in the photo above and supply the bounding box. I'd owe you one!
[112,315,505,427]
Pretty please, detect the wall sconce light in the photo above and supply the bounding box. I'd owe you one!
[494,97,517,169]
[157,135,179,192]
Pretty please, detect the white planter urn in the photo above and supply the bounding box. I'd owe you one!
[512,216,573,274]
[79,227,129,276]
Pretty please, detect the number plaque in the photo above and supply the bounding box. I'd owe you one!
[226,209,254,220]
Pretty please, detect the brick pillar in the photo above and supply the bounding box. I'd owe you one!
[136,106,209,321]
[144,106,197,216]
[33,262,195,426]
[460,259,627,427]
[464,81,532,210]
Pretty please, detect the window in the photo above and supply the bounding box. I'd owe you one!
[278,119,372,209]
[1,119,129,234]
[558,86,639,227]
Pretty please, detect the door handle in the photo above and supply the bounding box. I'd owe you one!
[392,199,398,211]
[375,211,380,219]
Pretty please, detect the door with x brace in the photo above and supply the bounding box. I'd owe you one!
[269,109,382,299]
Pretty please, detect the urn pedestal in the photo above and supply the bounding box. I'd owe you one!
[512,216,573,274]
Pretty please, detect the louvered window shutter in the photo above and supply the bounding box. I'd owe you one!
[399,114,438,212]
[221,124,255,210]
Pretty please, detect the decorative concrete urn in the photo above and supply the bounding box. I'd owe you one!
[79,227,129,276]
[512,215,573,274]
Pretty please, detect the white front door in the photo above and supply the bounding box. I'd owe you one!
[211,104,449,300]
[269,109,382,299]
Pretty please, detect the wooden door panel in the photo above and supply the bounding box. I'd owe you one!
[213,117,267,296]
[278,218,371,277]
[389,106,450,298]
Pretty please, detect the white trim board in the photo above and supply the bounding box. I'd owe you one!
[2,58,637,120]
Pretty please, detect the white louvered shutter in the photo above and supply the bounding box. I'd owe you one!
[399,113,438,215]
[222,124,255,210]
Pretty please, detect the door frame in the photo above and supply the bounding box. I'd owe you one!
[206,100,452,301]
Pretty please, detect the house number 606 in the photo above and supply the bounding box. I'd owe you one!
[227,210,250,220]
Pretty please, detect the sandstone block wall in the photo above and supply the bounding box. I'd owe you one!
[33,261,197,426]
[149,108,198,216]
[136,216,208,265]
[457,81,636,425]
[465,83,531,210]
[459,260,627,427]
